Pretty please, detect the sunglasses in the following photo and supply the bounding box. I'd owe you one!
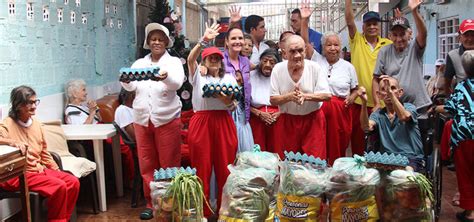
[27,99,40,106]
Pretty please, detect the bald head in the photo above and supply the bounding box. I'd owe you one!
[285,35,305,68]
[285,35,305,51]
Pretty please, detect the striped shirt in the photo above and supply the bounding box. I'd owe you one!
[444,78,474,148]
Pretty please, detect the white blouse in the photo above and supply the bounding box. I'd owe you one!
[121,52,185,127]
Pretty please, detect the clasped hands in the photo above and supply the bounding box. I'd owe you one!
[287,85,306,105]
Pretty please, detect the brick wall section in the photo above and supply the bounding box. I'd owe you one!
[0,0,136,104]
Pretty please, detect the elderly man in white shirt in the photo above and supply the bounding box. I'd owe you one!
[120,23,184,220]
[270,35,331,159]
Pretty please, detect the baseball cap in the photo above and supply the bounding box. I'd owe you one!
[390,17,410,30]
[363,11,381,23]
[143,23,174,49]
[202,47,223,60]
[435,59,445,66]
[459,19,474,34]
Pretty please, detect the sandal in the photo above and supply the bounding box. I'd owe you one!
[456,211,474,222]
[452,192,461,207]
[140,208,154,220]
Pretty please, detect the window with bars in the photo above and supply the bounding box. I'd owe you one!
[8,2,15,17]
[82,13,87,24]
[58,8,63,22]
[43,6,49,21]
[438,17,460,60]
[71,11,76,24]
[27,3,34,21]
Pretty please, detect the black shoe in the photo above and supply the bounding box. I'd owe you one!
[140,208,154,220]
[447,163,456,171]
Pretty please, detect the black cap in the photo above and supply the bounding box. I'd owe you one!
[363,11,381,23]
[390,17,410,30]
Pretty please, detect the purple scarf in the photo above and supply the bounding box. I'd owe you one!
[223,50,252,123]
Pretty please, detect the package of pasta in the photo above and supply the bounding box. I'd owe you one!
[380,169,434,222]
[275,160,328,222]
[218,165,278,221]
[326,156,380,222]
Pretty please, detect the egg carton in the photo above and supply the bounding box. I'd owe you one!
[153,167,197,181]
[119,67,162,81]
[202,83,242,100]
[364,151,409,169]
[284,151,327,168]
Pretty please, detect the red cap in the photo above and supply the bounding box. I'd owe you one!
[459,19,474,34]
[202,47,223,60]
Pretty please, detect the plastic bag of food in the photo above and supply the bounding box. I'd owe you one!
[218,165,278,221]
[380,169,433,222]
[235,145,280,171]
[326,156,380,222]
[275,161,328,221]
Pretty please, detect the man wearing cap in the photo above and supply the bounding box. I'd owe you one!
[426,59,446,98]
[373,0,431,112]
[120,23,184,220]
[443,19,474,94]
[344,0,392,155]
[270,35,331,159]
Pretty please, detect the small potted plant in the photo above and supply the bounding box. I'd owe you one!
[159,171,211,222]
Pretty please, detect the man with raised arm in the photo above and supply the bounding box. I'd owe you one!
[373,0,431,112]
[344,0,392,155]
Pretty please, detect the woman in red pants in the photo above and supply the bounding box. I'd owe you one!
[0,86,80,222]
[120,23,184,220]
[249,48,284,157]
[187,22,238,218]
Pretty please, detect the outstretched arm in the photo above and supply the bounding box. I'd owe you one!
[228,5,242,29]
[344,0,357,39]
[187,22,221,76]
[300,0,315,59]
[409,0,427,48]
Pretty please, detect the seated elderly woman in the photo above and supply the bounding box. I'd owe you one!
[0,85,80,222]
[64,79,101,124]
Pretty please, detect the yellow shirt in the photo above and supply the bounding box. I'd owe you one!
[350,31,392,107]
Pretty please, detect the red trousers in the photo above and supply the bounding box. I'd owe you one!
[188,111,237,217]
[134,118,182,208]
[440,120,453,161]
[249,106,284,158]
[454,140,474,210]
[322,97,352,165]
[279,110,327,159]
[350,104,373,155]
[0,169,79,222]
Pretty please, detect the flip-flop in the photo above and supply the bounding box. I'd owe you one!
[452,192,460,207]
[140,208,154,220]
[456,211,474,222]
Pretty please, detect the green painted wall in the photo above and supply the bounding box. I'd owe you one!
[0,0,136,103]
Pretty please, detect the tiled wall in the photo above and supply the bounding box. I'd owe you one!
[0,0,136,104]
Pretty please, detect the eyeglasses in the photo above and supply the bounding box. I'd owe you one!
[27,99,40,106]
